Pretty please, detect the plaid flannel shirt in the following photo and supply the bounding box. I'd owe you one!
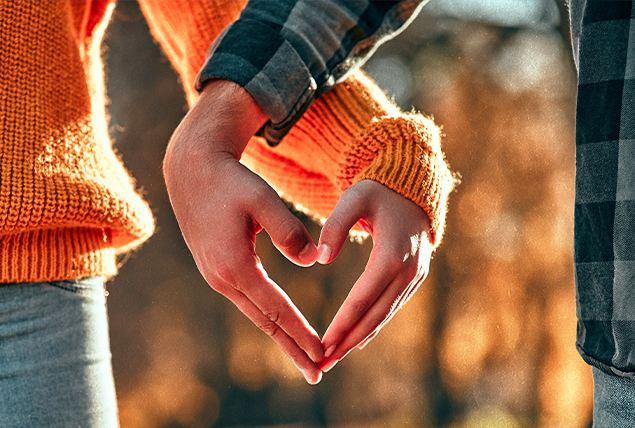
[195,0,425,145]
[572,0,635,379]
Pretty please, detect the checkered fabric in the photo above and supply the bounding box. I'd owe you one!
[573,0,635,379]
[195,0,425,145]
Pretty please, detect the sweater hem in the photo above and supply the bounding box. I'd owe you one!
[0,227,117,283]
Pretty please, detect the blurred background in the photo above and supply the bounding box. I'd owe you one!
[104,1,590,427]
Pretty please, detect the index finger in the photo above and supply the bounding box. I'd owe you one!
[221,279,323,384]
[212,243,324,371]
[320,248,397,356]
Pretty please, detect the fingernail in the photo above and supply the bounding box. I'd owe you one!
[298,242,316,265]
[322,358,338,373]
[317,244,331,264]
[324,344,336,358]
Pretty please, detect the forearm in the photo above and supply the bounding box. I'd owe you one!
[164,80,267,171]
[149,0,453,243]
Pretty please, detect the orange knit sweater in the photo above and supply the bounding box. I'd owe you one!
[0,0,454,283]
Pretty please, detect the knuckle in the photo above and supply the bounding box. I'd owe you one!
[382,250,419,280]
[344,182,367,203]
[384,254,407,275]
[256,318,281,337]
[215,261,250,293]
[213,255,262,294]
[350,299,370,318]
[206,277,228,294]
[324,216,346,239]
[277,218,306,250]
[214,262,236,286]
[264,309,281,325]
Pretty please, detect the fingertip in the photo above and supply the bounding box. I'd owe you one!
[256,196,317,266]
[321,358,338,373]
[302,367,322,385]
[310,370,323,385]
[298,241,318,266]
[320,338,340,370]
[321,329,342,359]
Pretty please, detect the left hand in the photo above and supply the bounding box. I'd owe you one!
[316,179,433,372]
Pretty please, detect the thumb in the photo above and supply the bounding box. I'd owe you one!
[251,186,317,267]
[317,184,369,265]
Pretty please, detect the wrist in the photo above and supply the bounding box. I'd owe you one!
[339,115,455,248]
[196,79,268,157]
[167,79,267,162]
[164,79,268,182]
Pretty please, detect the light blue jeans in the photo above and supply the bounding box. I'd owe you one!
[593,367,635,427]
[0,277,119,427]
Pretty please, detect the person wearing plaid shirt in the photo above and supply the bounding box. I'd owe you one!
[193,0,635,424]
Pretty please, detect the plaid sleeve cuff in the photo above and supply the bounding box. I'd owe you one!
[195,19,317,145]
[196,0,424,146]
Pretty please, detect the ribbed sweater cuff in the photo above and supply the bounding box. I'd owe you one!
[337,115,455,247]
[0,228,117,283]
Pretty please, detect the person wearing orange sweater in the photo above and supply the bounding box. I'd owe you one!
[0,0,451,425]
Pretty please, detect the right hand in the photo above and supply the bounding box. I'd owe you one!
[163,80,323,384]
